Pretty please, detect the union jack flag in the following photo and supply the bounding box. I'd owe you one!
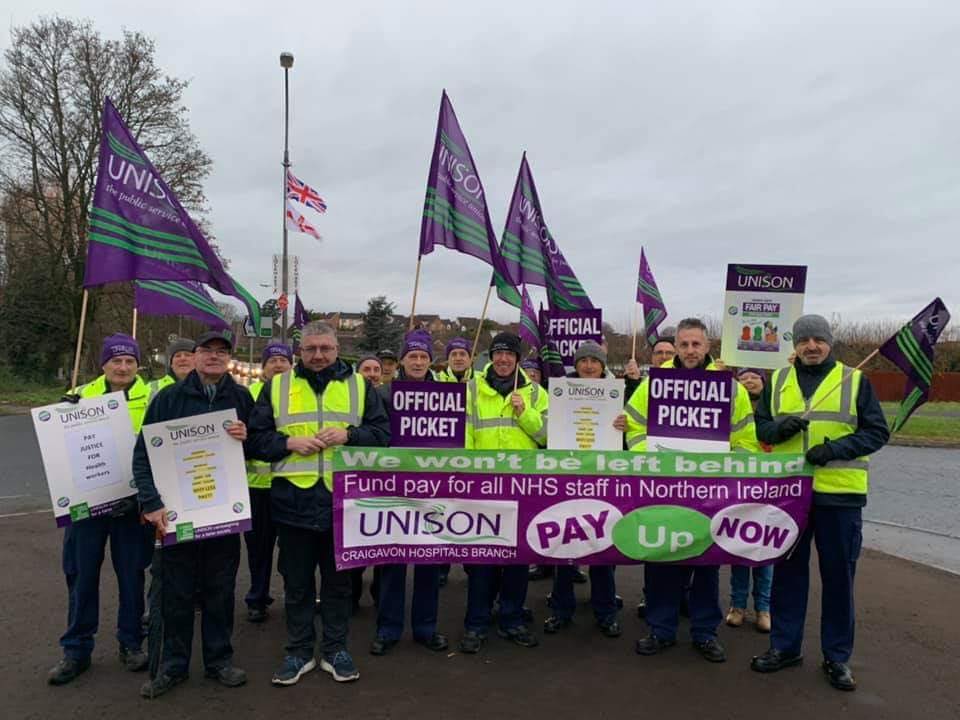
[287,170,327,214]
[286,200,322,240]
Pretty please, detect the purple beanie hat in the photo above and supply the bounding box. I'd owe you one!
[261,343,293,366]
[445,337,472,358]
[101,333,140,366]
[401,329,433,360]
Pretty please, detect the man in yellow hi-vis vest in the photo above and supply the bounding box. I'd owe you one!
[750,315,889,692]
[459,332,549,655]
[625,318,760,664]
[243,342,293,624]
[247,322,390,687]
[48,334,154,686]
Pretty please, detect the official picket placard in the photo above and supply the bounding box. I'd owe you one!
[547,378,625,451]
[31,392,136,527]
[540,308,603,371]
[721,264,807,369]
[646,368,733,452]
[390,381,466,448]
[332,448,813,570]
[141,410,251,545]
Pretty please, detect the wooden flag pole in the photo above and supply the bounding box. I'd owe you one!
[513,361,521,392]
[131,308,138,339]
[70,289,90,390]
[408,256,423,331]
[801,348,880,418]
[468,282,494,370]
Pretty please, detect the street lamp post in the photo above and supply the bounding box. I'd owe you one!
[280,51,294,342]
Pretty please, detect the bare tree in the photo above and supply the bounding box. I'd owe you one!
[0,16,213,379]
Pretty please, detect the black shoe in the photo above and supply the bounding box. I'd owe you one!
[571,568,587,584]
[498,626,539,648]
[204,664,247,687]
[750,648,803,673]
[369,636,398,656]
[822,660,856,691]
[597,618,622,638]
[543,615,573,634]
[119,646,148,672]
[140,672,187,699]
[247,606,268,624]
[48,657,90,685]
[459,631,486,654]
[415,633,449,652]
[528,565,550,581]
[635,634,676,656]
[693,638,726,663]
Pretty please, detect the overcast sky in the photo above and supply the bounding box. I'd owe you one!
[6,1,960,331]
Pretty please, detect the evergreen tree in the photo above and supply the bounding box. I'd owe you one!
[359,296,403,353]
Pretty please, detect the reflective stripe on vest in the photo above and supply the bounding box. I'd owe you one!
[270,370,365,490]
[246,381,272,488]
[771,363,869,494]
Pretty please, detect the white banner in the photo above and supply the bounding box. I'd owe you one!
[547,377,625,451]
[31,392,136,526]
[141,410,251,545]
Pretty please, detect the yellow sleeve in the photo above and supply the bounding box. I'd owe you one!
[624,379,649,451]
[730,382,760,452]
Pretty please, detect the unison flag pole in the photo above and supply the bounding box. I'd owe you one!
[801,348,879,418]
[409,256,423,331]
[131,308,138,339]
[469,282,494,369]
[70,290,90,389]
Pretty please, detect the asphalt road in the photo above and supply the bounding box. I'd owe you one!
[3,413,957,571]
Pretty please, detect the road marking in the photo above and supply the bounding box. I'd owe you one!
[0,509,51,520]
[864,518,960,542]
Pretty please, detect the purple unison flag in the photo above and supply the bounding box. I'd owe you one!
[518,286,541,352]
[134,280,229,330]
[291,293,309,350]
[636,248,667,346]
[389,381,467,448]
[537,304,568,378]
[84,98,260,328]
[418,91,521,307]
[878,297,951,433]
[501,154,592,311]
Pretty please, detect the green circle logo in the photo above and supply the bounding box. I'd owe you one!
[612,505,714,562]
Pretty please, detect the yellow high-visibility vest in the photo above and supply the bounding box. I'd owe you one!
[74,374,150,433]
[465,365,548,449]
[769,362,868,495]
[246,381,272,489]
[270,370,366,491]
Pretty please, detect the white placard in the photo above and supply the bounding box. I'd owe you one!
[547,377,625,451]
[141,409,251,545]
[31,392,136,527]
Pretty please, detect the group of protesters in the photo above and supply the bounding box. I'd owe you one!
[46,311,889,697]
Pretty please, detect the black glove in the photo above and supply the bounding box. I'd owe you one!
[805,440,835,466]
[60,393,81,404]
[775,416,809,442]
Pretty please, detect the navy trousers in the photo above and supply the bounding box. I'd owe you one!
[465,564,528,633]
[60,512,152,659]
[770,505,862,662]
[644,564,721,643]
[376,563,441,641]
[551,565,617,623]
[243,487,276,610]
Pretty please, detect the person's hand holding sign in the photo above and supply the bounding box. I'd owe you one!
[225,420,246,441]
[144,508,169,534]
[613,413,627,432]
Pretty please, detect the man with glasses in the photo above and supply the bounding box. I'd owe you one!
[134,330,254,698]
[248,322,390,687]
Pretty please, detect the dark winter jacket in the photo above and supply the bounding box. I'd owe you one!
[376,367,438,414]
[755,354,889,507]
[133,370,255,514]
[246,358,390,532]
